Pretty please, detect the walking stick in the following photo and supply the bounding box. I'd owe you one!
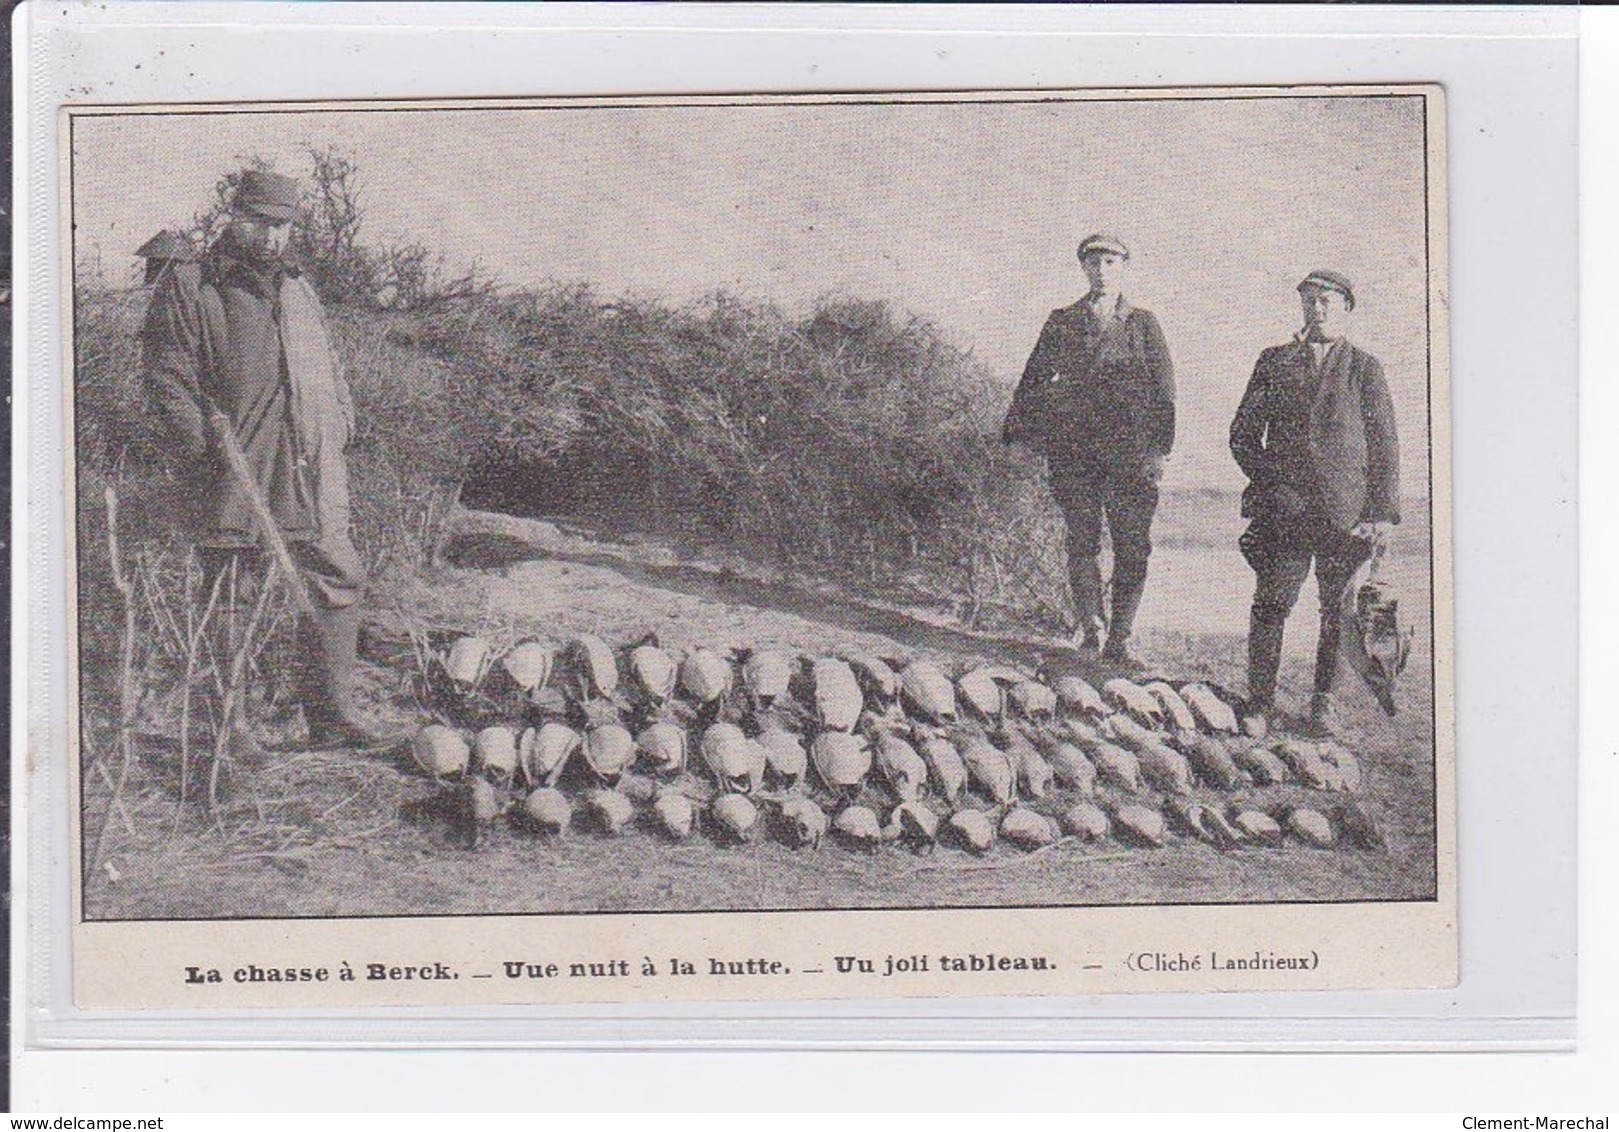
[206,408,319,618]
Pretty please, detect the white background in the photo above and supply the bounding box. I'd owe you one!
[12,2,1614,1112]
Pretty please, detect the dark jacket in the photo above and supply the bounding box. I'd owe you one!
[1003,296,1175,470]
[141,242,354,552]
[1229,335,1400,533]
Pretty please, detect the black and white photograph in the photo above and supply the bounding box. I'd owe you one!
[61,88,1454,1005]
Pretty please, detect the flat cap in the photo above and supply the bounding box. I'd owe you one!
[1077,233,1130,261]
[232,169,302,222]
[1298,269,1356,310]
[135,229,196,261]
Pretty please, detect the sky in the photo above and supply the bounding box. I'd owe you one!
[69,93,1437,494]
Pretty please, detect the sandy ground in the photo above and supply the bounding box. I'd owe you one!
[83,500,1439,921]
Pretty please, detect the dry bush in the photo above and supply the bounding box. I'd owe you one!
[76,279,1074,651]
[76,140,1081,668]
[189,148,495,312]
[72,284,168,471]
[391,286,1071,629]
[327,313,476,571]
[78,140,1076,630]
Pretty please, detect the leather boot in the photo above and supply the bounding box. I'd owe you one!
[301,605,396,750]
[1068,558,1105,646]
[1071,616,1104,653]
[1102,576,1147,668]
[1305,692,1342,739]
[1314,604,1345,697]
[1246,608,1287,712]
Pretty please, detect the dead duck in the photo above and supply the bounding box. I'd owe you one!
[455,776,502,850]
[1006,729,1055,800]
[1104,712,1164,754]
[679,647,734,707]
[1226,805,1283,847]
[810,730,873,799]
[832,804,885,853]
[738,646,794,709]
[1168,799,1242,850]
[870,725,930,803]
[412,724,470,779]
[835,646,902,708]
[1008,679,1059,721]
[956,665,1006,724]
[1111,803,1167,848]
[1230,740,1288,787]
[959,734,1017,806]
[1283,806,1336,848]
[810,656,865,732]
[1332,800,1387,852]
[1052,674,1108,718]
[499,640,556,695]
[518,721,582,788]
[755,724,809,790]
[1086,740,1144,793]
[627,638,679,702]
[1170,731,1246,790]
[899,659,957,723]
[443,635,494,688]
[582,788,635,836]
[1000,807,1059,850]
[582,722,636,786]
[1179,682,1240,734]
[521,786,573,837]
[710,792,761,844]
[472,725,519,787]
[1143,681,1198,732]
[1137,742,1195,796]
[885,800,942,852]
[913,725,969,806]
[652,790,697,841]
[1101,679,1163,728]
[1031,731,1098,795]
[945,808,997,855]
[568,634,620,700]
[1059,801,1112,842]
[699,722,766,794]
[777,795,830,849]
[635,719,689,777]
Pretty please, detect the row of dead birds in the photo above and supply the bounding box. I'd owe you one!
[409,632,1387,854]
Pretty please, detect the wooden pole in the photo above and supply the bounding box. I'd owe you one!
[206,409,319,618]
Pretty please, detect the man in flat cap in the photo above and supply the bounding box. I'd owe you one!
[1004,233,1175,665]
[142,169,386,750]
[1229,269,1400,736]
[136,229,198,287]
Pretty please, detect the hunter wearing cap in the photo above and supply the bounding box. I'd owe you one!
[1003,233,1175,665]
[135,229,198,287]
[141,169,386,750]
[1229,270,1400,737]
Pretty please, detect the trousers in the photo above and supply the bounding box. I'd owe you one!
[1240,516,1371,704]
[197,543,365,732]
[1049,460,1159,640]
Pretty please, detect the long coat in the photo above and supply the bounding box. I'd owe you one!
[141,248,362,602]
[1229,336,1400,533]
[1003,296,1175,471]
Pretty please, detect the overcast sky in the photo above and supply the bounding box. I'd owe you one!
[70,93,1437,494]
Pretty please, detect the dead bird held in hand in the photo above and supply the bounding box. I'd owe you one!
[1340,552,1415,716]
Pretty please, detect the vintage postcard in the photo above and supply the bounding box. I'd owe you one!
[62,87,1454,1009]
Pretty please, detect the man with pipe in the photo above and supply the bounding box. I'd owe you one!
[1229,269,1400,737]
